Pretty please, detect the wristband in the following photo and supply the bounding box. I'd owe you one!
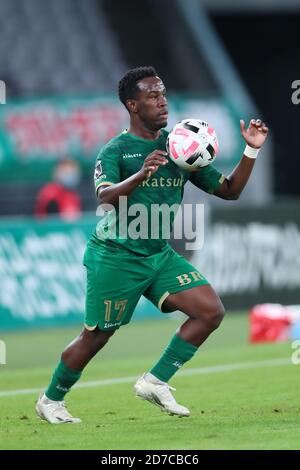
[244,145,260,159]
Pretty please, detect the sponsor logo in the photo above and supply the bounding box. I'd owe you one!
[173,361,183,369]
[103,321,121,329]
[56,385,69,392]
[122,153,143,159]
[140,177,184,188]
[176,271,205,286]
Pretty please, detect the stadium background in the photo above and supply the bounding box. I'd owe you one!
[0,0,299,450]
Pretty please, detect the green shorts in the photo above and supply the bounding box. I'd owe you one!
[83,240,208,331]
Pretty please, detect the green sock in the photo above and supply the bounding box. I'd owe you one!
[45,360,82,401]
[149,334,198,382]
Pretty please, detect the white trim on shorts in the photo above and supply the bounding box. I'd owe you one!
[158,291,170,311]
[84,323,98,331]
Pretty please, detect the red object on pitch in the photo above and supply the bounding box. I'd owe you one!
[249,304,291,343]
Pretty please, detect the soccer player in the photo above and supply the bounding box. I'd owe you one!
[36,66,268,423]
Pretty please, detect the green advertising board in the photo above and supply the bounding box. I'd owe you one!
[0,215,160,331]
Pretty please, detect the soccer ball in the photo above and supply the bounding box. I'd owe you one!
[166,118,219,171]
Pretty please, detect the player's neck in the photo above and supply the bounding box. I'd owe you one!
[128,123,161,141]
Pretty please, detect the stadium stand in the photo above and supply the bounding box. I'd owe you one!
[0,0,126,96]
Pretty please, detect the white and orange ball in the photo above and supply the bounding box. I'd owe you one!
[166,119,219,171]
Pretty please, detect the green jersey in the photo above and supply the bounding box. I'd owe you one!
[92,129,224,256]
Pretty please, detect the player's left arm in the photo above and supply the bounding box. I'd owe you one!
[213,118,269,200]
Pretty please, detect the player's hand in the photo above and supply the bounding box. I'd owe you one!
[138,150,168,180]
[240,119,269,149]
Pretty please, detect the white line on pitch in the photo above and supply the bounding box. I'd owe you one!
[0,357,290,398]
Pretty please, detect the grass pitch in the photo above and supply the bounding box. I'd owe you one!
[0,312,299,450]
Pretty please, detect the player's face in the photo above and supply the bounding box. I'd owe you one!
[135,76,168,130]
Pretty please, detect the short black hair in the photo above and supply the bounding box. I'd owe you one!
[118,66,158,109]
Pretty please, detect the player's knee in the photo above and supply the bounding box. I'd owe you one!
[205,303,225,331]
[92,328,115,351]
[82,328,115,355]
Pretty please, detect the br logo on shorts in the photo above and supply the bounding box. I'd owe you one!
[176,271,205,286]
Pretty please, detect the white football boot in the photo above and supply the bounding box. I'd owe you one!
[35,393,81,424]
[134,374,190,417]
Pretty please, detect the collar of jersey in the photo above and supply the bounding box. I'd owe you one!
[122,129,165,143]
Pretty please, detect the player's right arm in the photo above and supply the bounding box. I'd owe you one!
[97,150,168,206]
